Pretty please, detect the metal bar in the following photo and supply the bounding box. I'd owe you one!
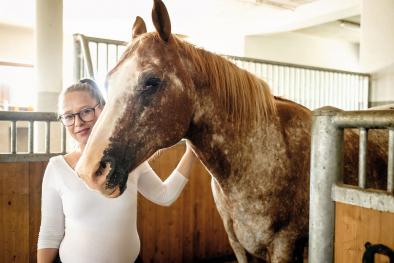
[359,128,368,189]
[0,153,63,163]
[332,182,394,213]
[0,61,34,68]
[85,36,127,46]
[388,128,394,193]
[73,34,82,83]
[45,121,50,154]
[365,77,370,110]
[225,55,371,77]
[0,111,58,121]
[11,121,16,154]
[81,55,85,78]
[351,75,356,110]
[95,42,98,75]
[61,125,67,154]
[75,34,95,80]
[28,121,34,154]
[309,109,344,263]
[116,45,119,63]
[331,110,394,129]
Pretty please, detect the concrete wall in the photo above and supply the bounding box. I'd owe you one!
[0,24,34,63]
[245,32,360,72]
[360,0,394,107]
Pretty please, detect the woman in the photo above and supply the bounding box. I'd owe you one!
[37,79,197,263]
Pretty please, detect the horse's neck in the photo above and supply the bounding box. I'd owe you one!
[185,86,258,188]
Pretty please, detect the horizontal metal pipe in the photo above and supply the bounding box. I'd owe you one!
[84,35,127,46]
[0,153,63,163]
[359,128,368,189]
[388,128,394,193]
[0,111,58,122]
[11,121,16,154]
[28,121,34,154]
[313,110,394,129]
[227,55,370,77]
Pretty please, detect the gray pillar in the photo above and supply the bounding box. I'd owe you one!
[309,109,344,263]
[35,0,63,152]
[360,0,394,108]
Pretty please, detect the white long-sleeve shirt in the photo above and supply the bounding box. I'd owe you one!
[37,155,188,263]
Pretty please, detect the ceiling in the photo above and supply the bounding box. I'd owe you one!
[294,15,360,44]
[0,0,360,43]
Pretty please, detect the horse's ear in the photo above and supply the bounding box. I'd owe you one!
[132,16,147,40]
[152,0,171,42]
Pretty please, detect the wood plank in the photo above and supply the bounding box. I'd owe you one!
[1,163,30,263]
[29,162,46,263]
[137,145,234,262]
[0,163,7,263]
[335,202,394,263]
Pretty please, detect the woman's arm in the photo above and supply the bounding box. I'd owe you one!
[137,143,197,206]
[37,248,59,263]
[175,143,197,179]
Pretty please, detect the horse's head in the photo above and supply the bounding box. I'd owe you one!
[75,0,195,197]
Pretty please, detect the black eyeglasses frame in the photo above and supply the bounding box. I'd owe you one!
[59,104,100,127]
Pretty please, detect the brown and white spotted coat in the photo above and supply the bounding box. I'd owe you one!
[75,1,390,262]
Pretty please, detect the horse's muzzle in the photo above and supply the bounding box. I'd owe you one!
[95,156,129,197]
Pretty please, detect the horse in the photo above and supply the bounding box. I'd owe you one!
[75,0,389,262]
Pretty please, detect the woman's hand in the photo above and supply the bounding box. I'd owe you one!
[185,141,197,157]
[176,142,197,179]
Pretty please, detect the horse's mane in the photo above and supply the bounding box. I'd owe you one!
[111,32,276,125]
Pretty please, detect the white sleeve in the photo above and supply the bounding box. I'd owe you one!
[136,161,188,207]
[37,161,65,249]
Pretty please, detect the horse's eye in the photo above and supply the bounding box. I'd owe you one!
[146,78,161,87]
[139,78,161,91]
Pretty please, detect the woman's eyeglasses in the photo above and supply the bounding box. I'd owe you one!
[59,104,100,127]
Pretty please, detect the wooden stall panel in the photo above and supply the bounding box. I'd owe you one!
[0,162,47,263]
[335,202,394,263]
[0,163,30,263]
[1,147,232,263]
[138,145,233,263]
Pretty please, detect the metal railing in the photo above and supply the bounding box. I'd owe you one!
[73,34,370,111]
[0,111,67,162]
[309,108,394,263]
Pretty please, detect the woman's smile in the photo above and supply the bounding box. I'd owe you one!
[76,128,90,135]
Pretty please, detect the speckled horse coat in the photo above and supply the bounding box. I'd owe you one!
[75,1,390,262]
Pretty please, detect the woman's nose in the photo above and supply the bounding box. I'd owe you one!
[74,115,85,126]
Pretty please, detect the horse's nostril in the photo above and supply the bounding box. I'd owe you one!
[95,161,110,177]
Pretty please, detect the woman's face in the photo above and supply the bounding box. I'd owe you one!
[60,91,104,145]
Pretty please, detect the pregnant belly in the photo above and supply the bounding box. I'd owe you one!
[59,226,140,263]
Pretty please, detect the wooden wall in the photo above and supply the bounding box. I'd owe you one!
[335,202,394,263]
[0,145,233,263]
[138,145,233,262]
[0,162,46,263]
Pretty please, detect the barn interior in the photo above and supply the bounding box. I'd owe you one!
[0,0,393,262]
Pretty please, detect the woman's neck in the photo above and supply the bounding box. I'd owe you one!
[77,142,87,156]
